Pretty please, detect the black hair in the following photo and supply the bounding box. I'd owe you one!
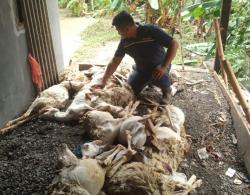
[112,11,135,28]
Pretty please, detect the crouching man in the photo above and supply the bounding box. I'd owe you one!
[94,11,178,104]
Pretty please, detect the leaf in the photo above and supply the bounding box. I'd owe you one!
[202,0,220,8]
[66,0,78,9]
[110,0,122,10]
[192,6,204,18]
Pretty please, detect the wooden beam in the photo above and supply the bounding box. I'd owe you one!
[213,72,250,175]
[213,19,227,85]
[222,60,250,123]
[214,18,250,123]
[214,19,250,123]
[214,0,232,72]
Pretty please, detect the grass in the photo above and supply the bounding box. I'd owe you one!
[74,19,120,60]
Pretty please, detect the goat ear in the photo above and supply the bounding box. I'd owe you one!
[58,144,78,167]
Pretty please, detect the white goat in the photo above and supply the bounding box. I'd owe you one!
[1,81,84,133]
[47,144,106,195]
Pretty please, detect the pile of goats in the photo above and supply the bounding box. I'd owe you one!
[3,66,202,195]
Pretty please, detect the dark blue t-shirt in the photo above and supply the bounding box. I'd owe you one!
[115,23,173,72]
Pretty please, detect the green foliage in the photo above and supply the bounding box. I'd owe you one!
[181,0,250,87]
[92,0,130,16]
[182,0,220,20]
[66,0,80,16]
[58,0,86,16]
[184,42,213,56]
[58,0,69,8]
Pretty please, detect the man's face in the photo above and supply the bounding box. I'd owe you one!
[116,25,133,38]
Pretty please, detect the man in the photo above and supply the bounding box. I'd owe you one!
[95,11,178,103]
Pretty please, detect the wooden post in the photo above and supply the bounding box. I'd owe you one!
[214,0,232,72]
[214,19,250,123]
[213,19,227,85]
[222,60,250,123]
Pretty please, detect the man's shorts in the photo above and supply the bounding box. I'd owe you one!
[128,64,172,96]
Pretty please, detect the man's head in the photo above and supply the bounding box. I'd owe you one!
[112,11,136,38]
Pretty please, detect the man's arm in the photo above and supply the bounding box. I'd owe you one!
[93,39,124,88]
[100,56,123,87]
[153,39,179,80]
[147,25,179,79]
[162,39,179,69]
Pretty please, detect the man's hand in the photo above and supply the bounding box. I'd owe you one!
[153,39,178,80]
[152,65,167,80]
[92,56,122,90]
[91,81,106,90]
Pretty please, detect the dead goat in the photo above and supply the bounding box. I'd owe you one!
[41,74,134,122]
[106,162,202,195]
[47,144,106,195]
[1,81,84,133]
[95,130,137,178]
[80,102,149,151]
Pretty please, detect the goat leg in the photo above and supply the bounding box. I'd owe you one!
[146,119,162,151]
[107,132,136,177]
[0,110,45,135]
[96,145,121,160]
[147,119,156,135]
[103,146,124,166]
[140,97,159,106]
[96,145,125,166]
[123,101,133,117]
[5,113,29,127]
[125,130,132,150]
[107,145,136,178]
[112,75,123,86]
[106,155,128,178]
[126,101,140,117]
[175,175,202,195]
[110,149,127,165]
[5,100,46,127]
[185,175,202,194]
[114,72,127,81]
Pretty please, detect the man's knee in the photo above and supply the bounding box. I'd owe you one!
[128,71,149,96]
[127,78,144,96]
[152,74,172,89]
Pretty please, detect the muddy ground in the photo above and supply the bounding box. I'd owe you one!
[0,69,249,195]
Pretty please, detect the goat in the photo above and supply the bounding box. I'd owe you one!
[47,144,106,195]
[106,162,202,195]
[48,135,137,194]
[1,81,84,134]
[41,73,134,122]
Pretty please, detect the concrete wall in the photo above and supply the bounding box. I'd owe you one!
[0,0,35,127]
[46,0,64,73]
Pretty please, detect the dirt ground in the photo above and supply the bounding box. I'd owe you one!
[172,70,249,194]
[0,69,249,195]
